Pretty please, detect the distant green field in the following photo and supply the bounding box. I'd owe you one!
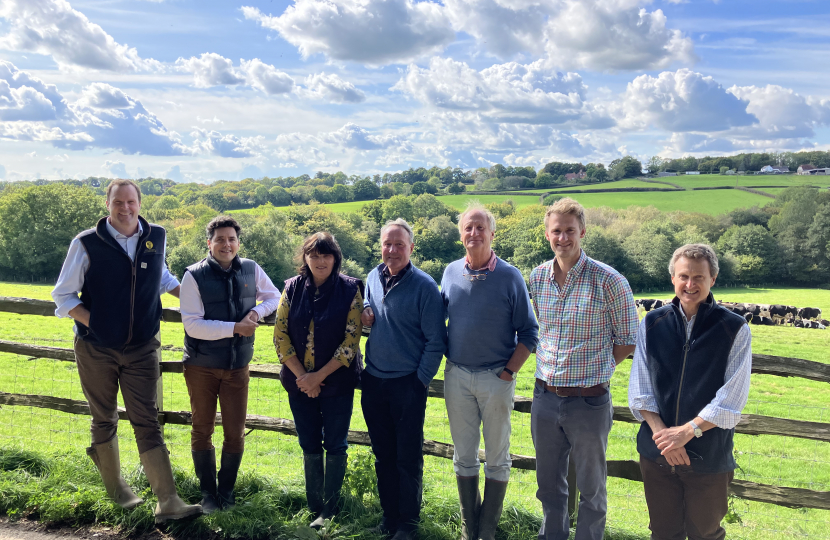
[233,189,773,217]
[668,174,830,189]
[562,188,772,214]
[548,179,659,191]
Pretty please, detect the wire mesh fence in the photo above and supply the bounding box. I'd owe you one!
[1,320,829,539]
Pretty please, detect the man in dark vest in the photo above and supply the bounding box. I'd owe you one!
[179,215,279,513]
[628,244,752,540]
[52,179,201,523]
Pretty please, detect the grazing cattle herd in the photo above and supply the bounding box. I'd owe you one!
[634,299,827,329]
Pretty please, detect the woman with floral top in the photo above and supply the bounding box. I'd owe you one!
[273,232,363,528]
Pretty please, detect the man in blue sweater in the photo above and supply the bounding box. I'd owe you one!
[441,204,539,540]
[361,218,447,540]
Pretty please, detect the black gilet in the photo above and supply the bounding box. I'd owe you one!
[279,273,363,398]
[76,216,166,349]
[636,294,746,473]
[182,255,258,370]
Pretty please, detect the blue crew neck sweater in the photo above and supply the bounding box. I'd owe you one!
[441,257,539,370]
[363,263,447,386]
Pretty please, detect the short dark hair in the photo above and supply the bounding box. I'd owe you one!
[295,232,342,278]
[106,179,141,203]
[206,215,242,240]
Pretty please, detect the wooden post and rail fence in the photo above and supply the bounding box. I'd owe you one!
[0,296,828,515]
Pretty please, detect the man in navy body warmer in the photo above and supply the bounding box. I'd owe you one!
[52,179,201,524]
[629,244,752,540]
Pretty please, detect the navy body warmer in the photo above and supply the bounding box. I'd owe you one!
[182,256,258,370]
[280,273,363,398]
[636,294,746,473]
[77,216,166,349]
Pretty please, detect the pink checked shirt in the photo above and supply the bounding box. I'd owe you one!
[529,251,638,387]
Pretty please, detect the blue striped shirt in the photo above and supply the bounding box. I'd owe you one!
[628,303,752,429]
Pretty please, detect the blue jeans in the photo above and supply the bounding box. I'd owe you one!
[531,381,613,540]
[288,390,354,456]
[361,371,429,533]
[444,361,516,481]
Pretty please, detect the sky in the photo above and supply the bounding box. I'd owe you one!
[1,0,829,182]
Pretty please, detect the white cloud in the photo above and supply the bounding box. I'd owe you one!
[241,0,454,65]
[0,62,190,156]
[176,53,246,88]
[274,123,410,167]
[321,123,411,151]
[240,58,295,95]
[393,57,599,125]
[76,82,133,109]
[443,0,549,58]
[0,61,68,121]
[103,160,129,178]
[728,84,830,140]
[618,69,757,132]
[175,54,295,95]
[191,128,266,158]
[0,0,160,72]
[304,73,366,103]
[542,0,695,71]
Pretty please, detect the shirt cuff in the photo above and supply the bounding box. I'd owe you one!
[55,297,82,318]
[698,404,743,430]
[612,335,637,346]
[629,397,660,422]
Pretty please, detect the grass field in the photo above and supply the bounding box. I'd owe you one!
[232,188,773,218]
[0,282,828,539]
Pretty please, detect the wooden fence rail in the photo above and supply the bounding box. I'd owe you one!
[1,297,829,513]
[3,339,828,443]
[2,391,827,512]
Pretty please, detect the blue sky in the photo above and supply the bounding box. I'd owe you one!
[1,0,829,182]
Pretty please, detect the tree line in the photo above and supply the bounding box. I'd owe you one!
[644,150,830,174]
[0,182,827,292]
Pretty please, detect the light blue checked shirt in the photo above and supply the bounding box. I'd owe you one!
[628,303,752,429]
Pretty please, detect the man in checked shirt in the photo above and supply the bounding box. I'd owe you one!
[628,244,751,540]
[529,197,638,540]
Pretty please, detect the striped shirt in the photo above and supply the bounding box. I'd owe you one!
[628,303,752,429]
[530,251,638,387]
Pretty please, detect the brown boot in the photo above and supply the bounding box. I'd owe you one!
[87,438,143,509]
[456,476,481,540]
[140,445,202,524]
[476,478,507,540]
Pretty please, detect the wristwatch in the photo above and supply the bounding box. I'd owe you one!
[689,420,703,438]
[502,367,516,380]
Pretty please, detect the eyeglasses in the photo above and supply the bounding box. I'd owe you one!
[462,270,489,282]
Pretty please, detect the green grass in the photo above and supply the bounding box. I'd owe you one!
[549,180,663,191]
[0,282,828,539]
[561,189,773,215]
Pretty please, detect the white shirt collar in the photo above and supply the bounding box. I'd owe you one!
[105,218,142,240]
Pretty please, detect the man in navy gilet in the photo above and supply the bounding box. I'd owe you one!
[52,179,201,524]
[628,244,752,540]
[179,216,280,513]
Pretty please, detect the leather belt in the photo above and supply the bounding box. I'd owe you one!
[536,378,609,397]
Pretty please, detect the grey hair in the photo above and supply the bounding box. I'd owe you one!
[380,218,414,245]
[457,201,497,234]
[669,243,719,278]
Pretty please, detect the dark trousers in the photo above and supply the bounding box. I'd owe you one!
[183,364,250,453]
[74,335,164,454]
[640,456,734,540]
[361,371,429,533]
[288,389,354,456]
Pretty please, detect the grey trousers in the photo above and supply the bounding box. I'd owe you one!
[531,380,614,540]
[74,335,164,454]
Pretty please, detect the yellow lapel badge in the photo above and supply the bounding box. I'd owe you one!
[146,241,154,249]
